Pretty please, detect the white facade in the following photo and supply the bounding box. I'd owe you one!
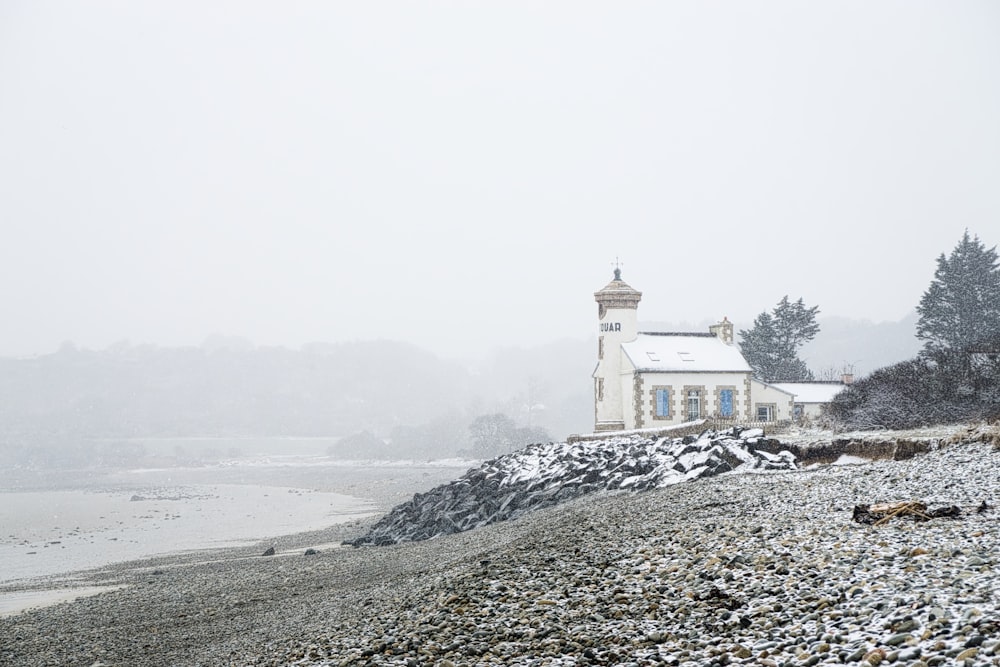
[770,382,848,420]
[749,380,796,422]
[625,370,753,429]
[620,333,752,429]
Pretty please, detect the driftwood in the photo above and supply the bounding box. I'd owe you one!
[852,501,962,526]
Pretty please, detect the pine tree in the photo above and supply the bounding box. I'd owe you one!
[916,231,1000,352]
[772,296,821,354]
[739,296,820,382]
[738,312,780,381]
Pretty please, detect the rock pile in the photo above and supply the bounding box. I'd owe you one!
[348,427,796,546]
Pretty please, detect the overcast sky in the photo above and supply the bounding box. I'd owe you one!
[1,2,998,360]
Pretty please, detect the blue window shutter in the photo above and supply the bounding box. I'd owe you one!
[720,389,733,417]
[656,389,670,417]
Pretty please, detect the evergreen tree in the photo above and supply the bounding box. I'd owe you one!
[738,312,781,381]
[739,296,820,382]
[916,231,1000,353]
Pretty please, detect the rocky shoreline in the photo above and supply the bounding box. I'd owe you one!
[350,428,797,546]
[1,437,999,667]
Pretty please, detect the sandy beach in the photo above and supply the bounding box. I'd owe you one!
[0,438,997,666]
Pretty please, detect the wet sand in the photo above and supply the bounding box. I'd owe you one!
[0,458,474,614]
[0,484,376,584]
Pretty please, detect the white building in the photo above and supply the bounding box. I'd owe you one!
[592,269,846,432]
[767,382,851,421]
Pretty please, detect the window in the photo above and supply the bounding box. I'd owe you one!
[687,390,701,420]
[719,389,734,417]
[597,377,604,401]
[757,404,774,421]
[598,336,604,360]
[655,388,670,417]
[793,404,804,420]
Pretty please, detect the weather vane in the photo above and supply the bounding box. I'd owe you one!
[611,256,623,280]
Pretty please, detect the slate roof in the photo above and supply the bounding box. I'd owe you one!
[622,333,752,373]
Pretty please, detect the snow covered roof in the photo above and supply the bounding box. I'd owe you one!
[622,333,752,373]
[769,382,846,404]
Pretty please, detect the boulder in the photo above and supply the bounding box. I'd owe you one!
[348,427,796,547]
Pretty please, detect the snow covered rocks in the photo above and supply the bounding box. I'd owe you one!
[348,427,796,546]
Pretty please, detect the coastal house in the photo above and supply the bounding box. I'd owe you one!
[592,269,845,432]
[766,381,852,421]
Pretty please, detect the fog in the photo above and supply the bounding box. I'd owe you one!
[1,0,991,466]
[1,2,998,362]
[3,3,999,597]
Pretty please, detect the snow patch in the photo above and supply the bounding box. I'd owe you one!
[351,427,798,546]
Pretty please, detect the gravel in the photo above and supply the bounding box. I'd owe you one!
[1,438,998,667]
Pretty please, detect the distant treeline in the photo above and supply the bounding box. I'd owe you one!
[0,339,592,467]
[0,340,469,438]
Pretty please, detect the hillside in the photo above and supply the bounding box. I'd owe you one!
[0,339,593,465]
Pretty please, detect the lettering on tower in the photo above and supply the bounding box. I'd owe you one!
[600,322,622,332]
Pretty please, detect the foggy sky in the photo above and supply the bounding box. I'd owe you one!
[1,2,998,361]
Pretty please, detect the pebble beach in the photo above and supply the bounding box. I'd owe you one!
[1,439,998,667]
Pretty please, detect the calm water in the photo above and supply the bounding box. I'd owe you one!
[0,439,471,585]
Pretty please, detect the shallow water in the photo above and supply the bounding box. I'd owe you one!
[0,450,471,610]
[0,483,375,583]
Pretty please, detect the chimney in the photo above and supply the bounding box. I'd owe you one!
[709,317,734,345]
[841,373,854,385]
